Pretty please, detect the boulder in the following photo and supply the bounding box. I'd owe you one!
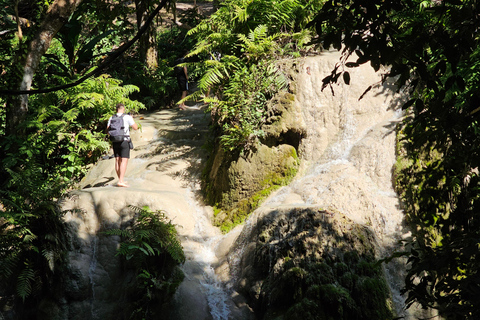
[231,206,394,320]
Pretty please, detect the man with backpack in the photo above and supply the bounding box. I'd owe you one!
[107,103,138,187]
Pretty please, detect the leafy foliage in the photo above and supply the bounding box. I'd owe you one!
[0,0,166,316]
[208,61,287,150]
[104,206,185,319]
[0,164,68,306]
[7,75,145,181]
[0,73,144,315]
[249,208,393,320]
[185,0,321,151]
[43,13,116,79]
[313,0,480,318]
[117,57,178,109]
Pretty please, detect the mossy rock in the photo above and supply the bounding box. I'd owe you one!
[208,143,300,232]
[234,207,395,320]
[203,81,305,232]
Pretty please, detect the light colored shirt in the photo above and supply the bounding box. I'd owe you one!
[107,113,135,136]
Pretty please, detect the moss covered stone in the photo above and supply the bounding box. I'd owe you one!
[202,75,305,232]
[208,144,300,233]
[234,207,395,320]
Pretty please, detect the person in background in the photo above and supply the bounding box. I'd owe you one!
[174,56,188,110]
[107,103,138,187]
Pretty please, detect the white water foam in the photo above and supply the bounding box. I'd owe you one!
[185,186,231,320]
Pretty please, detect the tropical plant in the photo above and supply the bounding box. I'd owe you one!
[0,163,68,314]
[0,0,173,317]
[104,206,185,319]
[118,58,178,109]
[22,74,144,179]
[237,25,281,62]
[312,0,480,318]
[43,12,116,79]
[186,0,320,87]
[206,60,287,151]
[184,0,320,152]
[0,72,144,311]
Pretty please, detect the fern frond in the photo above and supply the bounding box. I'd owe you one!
[0,253,20,279]
[292,29,312,48]
[62,107,80,122]
[16,264,36,301]
[42,249,55,272]
[23,232,37,243]
[142,242,155,256]
[250,24,268,42]
[234,3,249,23]
[104,228,133,238]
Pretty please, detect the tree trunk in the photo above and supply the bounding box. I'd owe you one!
[6,0,82,136]
[135,0,158,69]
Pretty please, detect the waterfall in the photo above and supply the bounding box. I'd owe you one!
[234,52,416,318]
[178,186,231,320]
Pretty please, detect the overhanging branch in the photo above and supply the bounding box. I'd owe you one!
[0,0,169,95]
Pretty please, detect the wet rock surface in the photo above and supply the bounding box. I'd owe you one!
[232,207,393,320]
[57,107,251,320]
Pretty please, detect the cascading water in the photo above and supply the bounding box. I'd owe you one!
[169,186,232,320]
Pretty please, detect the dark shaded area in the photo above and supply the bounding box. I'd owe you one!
[261,128,303,151]
[82,176,114,189]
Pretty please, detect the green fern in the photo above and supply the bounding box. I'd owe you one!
[104,206,185,319]
[0,147,69,302]
[184,0,320,151]
[209,60,288,151]
[238,25,283,61]
[16,264,36,301]
[104,206,185,265]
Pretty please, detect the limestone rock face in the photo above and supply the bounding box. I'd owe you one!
[58,190,138,320]
[205,50,405,235]
[217,51,417,319]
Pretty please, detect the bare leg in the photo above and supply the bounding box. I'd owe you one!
[115,157,121,179]
[179,90,187,109]
[117,157,129,187]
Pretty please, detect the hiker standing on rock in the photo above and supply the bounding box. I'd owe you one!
[107,103,138,187]
[174,56,188,110]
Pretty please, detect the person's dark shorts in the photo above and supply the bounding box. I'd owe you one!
[113,140,130,159]
[177,76,187,91]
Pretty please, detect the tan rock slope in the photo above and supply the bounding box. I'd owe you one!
[60,107,239,320]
